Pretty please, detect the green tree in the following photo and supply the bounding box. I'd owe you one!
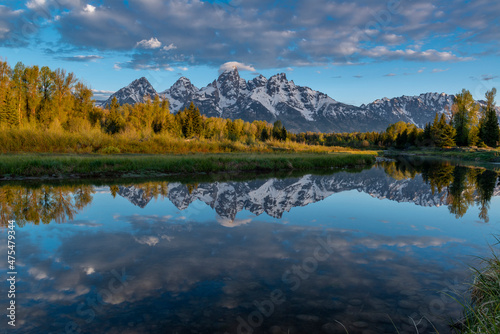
[272,120,287,141]
[452,89,479,146]
[479,88,500,147]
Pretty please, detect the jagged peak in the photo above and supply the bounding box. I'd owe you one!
[128,77,152,87]
[172,76,197,89]
[217,67,240,82]
[269,73,287,82]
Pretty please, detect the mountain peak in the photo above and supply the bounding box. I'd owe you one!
[129,77,151,87]
[217,67,241,83]
[103,77,157,107]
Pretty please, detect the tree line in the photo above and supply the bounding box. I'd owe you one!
[380,159,498,222]
[1,60,497,149]
[291,88,500,149]
[0,60,289,144]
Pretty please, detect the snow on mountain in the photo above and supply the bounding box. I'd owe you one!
[103,71,489,132]
[360,92,455,129]
[118,167,493,224]
[102,77,158,107]
[159,77,198,112]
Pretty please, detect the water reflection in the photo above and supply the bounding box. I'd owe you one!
[0,185,95,227]
[1,160,500,334]
[1,160,499,226]
[381,159,500,222]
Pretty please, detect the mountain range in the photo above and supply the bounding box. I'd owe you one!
[103,68,464,132]
[117,166,500,224]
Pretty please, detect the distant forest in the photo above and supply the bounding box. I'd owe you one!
[0,60,498,152]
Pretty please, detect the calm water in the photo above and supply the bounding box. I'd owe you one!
[1,159,500,334]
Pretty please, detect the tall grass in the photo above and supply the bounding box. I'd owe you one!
[0,126,370,154]
[452,238,500,334]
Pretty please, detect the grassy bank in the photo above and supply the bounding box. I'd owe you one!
[454,242,500,334]
[383,147,500,163]
[0,152,377,179]
[0,126,364,154]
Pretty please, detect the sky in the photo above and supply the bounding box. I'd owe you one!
[0,0,499,105]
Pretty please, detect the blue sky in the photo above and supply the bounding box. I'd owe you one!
[0,0,499,105]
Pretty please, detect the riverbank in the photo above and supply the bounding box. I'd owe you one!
[0,152,377,180]
[383,147,500,163]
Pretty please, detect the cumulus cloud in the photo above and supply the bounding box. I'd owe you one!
[1,0,497,68]
[162,43,177,51]
[83,4,96,13]
[136,37,162,49]
[219,61,256,74]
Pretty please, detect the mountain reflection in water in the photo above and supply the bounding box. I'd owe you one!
[2,160,499,227]
[1,160,500,334]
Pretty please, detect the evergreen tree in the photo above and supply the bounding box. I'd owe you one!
[260,127,269,141]
[395,129,408,149]
[422,122,432,146]
[272,120,287,141]
[479,88,500,147]
[436,114,456,147]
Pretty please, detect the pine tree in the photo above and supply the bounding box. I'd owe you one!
[260,127,269,141]
[436,114,456,147]
[479,88,500,147]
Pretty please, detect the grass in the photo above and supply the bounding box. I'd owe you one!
[0,126,367,154]
[0,152,377,179]
[452,238,500,334]
[384,147,500,163]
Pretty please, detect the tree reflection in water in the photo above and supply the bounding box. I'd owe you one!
[1,160,498,226]
[382,159,499,222]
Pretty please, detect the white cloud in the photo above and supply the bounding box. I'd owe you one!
[162,43,177,51]
[432,68,449,73]
[83,4,95,13]
[384,73,396,77]
[92,89,114,94]
[26,0,46,9]
[178,66,188,71]
[164,66,174,71]
[136,37,162,49]
[219,61,255,74]
[134,236,159,247]
[113,63,122,70]
[363,47,472,62]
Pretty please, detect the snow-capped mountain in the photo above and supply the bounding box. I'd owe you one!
[160,68,369,132]
[104,69,469,132]
[360,93,455,129]
[102,77,158,107]
[117,166,499,224]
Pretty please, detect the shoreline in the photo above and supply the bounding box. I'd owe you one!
[0,152,377,180]
[383,147,500,164]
